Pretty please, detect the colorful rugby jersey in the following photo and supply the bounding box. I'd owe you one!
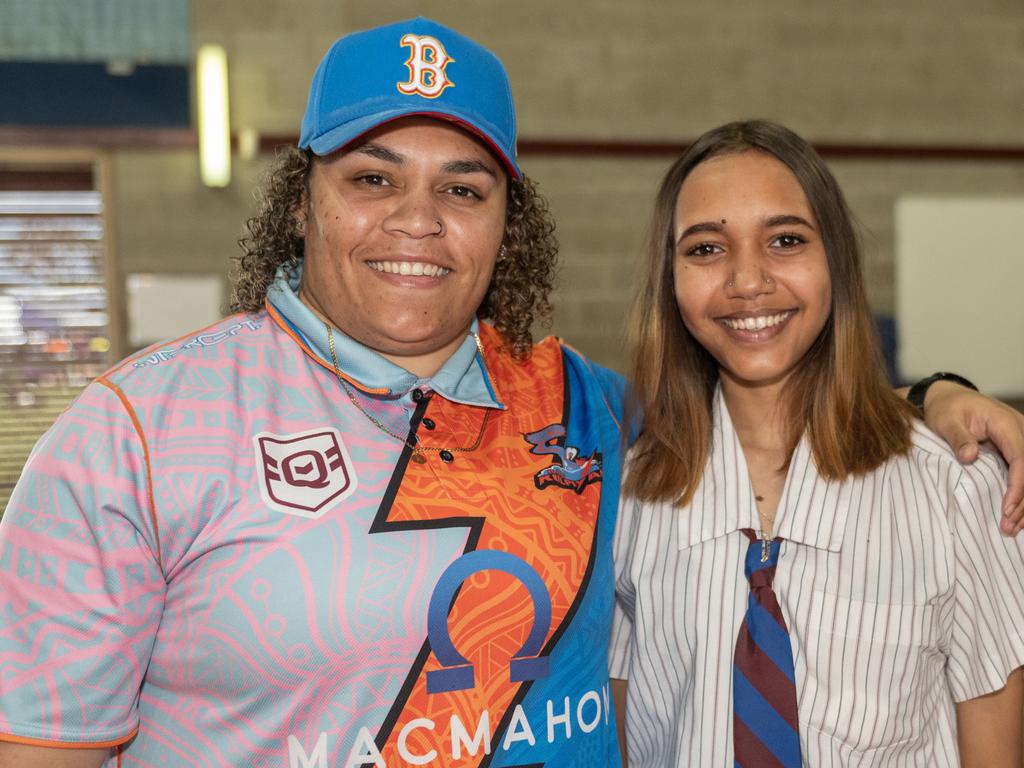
[0,270,626,768]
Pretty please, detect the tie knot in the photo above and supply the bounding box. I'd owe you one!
[749,566,776,589]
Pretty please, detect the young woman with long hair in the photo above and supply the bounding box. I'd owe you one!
[610,120,1024,767]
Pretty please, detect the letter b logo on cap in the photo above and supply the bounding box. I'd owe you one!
[397,33,454,98]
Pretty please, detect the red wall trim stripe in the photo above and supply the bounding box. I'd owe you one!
[3,126,1024,162]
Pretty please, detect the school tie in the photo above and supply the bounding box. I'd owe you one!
[733,528,802,767]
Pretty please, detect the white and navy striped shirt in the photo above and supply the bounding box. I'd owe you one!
[610,388,1024,766]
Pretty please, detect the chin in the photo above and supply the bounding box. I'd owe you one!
[403,320,459,340]
[721,362,797,390]
[379,326,463,353]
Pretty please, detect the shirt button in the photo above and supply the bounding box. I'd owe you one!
[439,449,454,464]
[422,418,436,430]
[411,389,424,402]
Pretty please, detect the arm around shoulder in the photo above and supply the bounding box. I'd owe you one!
[918,380,1024,529]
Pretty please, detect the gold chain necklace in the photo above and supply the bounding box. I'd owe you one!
[325,324,489,460]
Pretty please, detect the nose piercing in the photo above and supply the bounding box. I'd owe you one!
[726,274,771,288]
[433,218,445,235]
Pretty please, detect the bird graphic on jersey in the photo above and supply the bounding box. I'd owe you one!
[525,424,603,494]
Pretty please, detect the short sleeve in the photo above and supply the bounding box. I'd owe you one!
[609,492,638,680]
[946,449,1024,702]
[0,381,166,746]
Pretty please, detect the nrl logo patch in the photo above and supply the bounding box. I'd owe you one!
[523,424,603,495]
[254,428,357,518]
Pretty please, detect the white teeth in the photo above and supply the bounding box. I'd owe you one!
[723,312,790,331]
[368,261,450,278]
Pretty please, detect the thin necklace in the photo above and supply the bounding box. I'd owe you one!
[755,493,774,526]
[325,323,489,459]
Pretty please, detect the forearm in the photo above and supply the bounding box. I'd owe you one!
[955,667,1024,767]
[0,742,110,768]
[611,677,629,767]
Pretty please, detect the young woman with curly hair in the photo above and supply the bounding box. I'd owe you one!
[0,20,630,767]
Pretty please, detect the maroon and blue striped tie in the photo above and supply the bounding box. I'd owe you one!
[733,528,802,767]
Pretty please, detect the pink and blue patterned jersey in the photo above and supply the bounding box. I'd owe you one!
[0,271,626,767]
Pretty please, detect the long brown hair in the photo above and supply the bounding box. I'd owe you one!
[230,146,558,360]
[626,120,915,505]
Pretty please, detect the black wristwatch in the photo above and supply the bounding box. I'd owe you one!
[907,371,978,411]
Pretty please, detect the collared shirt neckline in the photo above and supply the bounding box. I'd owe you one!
[679,385,853,552]
[265,264,505,410]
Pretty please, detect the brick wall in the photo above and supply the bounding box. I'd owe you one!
[109,0,1024,372]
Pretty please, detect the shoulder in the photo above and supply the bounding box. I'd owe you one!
[906,419,1006,487]
[99,311,273,392]
[903,420,1007,515]
[480,324,626,418]
[549,335,627,408]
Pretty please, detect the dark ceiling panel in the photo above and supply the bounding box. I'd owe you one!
[0,61,190,127]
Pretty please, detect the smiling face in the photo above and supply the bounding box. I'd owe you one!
[298,117,508,377]
[673,150,832,398]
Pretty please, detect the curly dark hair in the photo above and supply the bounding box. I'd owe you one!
[230,146,558,360]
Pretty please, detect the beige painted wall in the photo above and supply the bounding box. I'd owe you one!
[108,0,1024,372]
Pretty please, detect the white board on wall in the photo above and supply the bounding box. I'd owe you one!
[127,274,224,347]
[896,197,1024,399]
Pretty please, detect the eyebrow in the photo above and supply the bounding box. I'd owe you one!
[676,214,816,244]
[442,159,497,179]
[351,143,404,164]
[765,214,816,230]
[349,143,497,178]
[676,221,725,243]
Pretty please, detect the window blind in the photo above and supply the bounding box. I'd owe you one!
[0,169,111,513]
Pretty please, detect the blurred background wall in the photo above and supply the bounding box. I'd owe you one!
[1,0,1023,504]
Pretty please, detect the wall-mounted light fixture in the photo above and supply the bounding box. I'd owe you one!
[197,44,230,187]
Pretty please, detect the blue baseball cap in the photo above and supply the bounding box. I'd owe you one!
[299,17,521,178]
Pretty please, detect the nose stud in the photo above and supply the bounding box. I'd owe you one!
[726,273,773,288]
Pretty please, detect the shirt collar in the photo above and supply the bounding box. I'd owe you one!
[678,385,854,552]
[265,263,505,409]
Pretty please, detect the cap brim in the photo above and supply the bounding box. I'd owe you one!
[304,108,522,179]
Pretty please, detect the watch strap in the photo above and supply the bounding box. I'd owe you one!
[907,371,978,411]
